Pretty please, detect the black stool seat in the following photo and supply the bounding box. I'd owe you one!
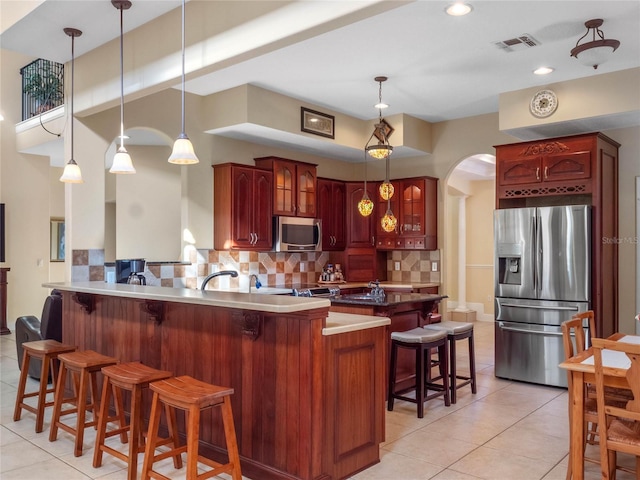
[387,327,450,418]
[424,320,477,403]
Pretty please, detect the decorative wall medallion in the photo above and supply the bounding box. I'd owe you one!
[529,89,558,118]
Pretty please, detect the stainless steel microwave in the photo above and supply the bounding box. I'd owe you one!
[275,216,321,252]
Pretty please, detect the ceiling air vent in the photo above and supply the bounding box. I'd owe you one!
[494,34,539,52]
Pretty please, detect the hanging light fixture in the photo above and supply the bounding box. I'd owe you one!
[365,76,393,160]
[380,152,397,233]
[168,0,199,164]
[570,19,620,70]
[357,150,374,217]
[60,28,83,183]
[110,0,136,174]
[379,153,394,201]
[380,204,397,233]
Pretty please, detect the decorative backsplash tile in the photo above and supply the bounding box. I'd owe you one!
[72,248,441,287]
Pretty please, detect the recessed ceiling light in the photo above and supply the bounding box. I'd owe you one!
[446,3,472,16]
[533,66,554,75]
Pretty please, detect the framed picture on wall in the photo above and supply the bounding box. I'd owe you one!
[50,218,65,262]
[301,107,335,139]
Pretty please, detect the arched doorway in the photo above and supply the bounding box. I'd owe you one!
[443,154,495,321]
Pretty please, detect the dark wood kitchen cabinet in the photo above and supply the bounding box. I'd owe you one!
[495,133,609,202]
[317,178,346,251]
[495,132,619,337]
[213,163,273,251]
[345,182,376,248]
[376,176,438,251]
[344,182,386,281]
[255,156,317,218]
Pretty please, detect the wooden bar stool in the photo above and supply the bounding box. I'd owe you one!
[13,339,76,433]
[93,362,182,480]
[142,375,242,480]
[424,320,477,403]
[48,349,118,457]
[387,327,450,418]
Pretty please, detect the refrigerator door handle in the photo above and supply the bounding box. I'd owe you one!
[536,213,543,294]
[497,322,564,336]
[499,303,580,311]
[531,215,538,293]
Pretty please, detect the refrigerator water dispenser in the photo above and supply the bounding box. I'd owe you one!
[496,243,522,285]
[498,257,521,285]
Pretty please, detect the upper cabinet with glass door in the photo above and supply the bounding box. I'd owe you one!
[376,176,438,250]
[255,157,317,217]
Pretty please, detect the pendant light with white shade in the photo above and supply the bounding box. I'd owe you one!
[60,27,83,183]
[168,0,199,165]
[110,0,136,174]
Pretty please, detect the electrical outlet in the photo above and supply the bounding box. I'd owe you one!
[431,262,438,272]
[394,261,401,271]
[300,263,305,272]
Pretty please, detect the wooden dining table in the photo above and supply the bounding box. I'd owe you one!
[559,332,639,480]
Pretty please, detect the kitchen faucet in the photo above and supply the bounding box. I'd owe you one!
[200,270,238,290]
[249,274,262,293]
[368,280,385,299]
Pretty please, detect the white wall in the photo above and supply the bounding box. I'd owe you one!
[0,49,56,319]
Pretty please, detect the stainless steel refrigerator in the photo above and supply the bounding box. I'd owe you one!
[494,205,591,388]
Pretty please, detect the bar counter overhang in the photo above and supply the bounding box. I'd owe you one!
[44,282,391,480]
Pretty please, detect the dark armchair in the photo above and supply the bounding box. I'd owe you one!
[15,289,63,380]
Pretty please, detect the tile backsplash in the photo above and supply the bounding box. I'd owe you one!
[73,248,440,288]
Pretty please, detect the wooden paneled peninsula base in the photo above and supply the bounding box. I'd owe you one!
[46,282,390,480]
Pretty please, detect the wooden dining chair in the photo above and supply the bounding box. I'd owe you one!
[592,337,640,479]
[562,313,600,480]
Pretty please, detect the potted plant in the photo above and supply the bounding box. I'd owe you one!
[22,61,64,115]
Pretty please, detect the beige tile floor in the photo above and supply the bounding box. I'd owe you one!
[0,320,635,479]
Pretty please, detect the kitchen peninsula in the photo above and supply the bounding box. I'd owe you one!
[330,290,446,391]
[45,282,390,480]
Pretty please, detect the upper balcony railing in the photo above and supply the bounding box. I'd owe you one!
[20,58,64,121]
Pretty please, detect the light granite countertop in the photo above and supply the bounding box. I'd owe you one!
[323,312,390,336]
[44,281,329,314]
[43,282,393,336]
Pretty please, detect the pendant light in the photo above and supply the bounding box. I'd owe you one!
[168,0,199,165]
[380,142,398,232]
[379,154,394,201]
[110,0,136,174]
[380,202,397,233]
[365,76,393,160]
[570,19,620,70]
[357,150,374,217]
[60,28,83,183]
